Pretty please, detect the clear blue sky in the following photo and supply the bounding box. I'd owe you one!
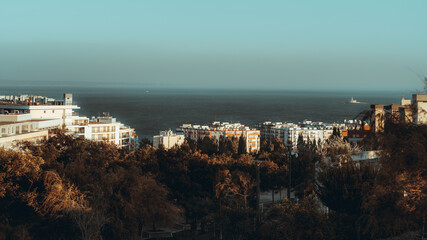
[1,1,426,90]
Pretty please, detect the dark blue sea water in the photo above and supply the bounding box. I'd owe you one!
[1,86,408,139]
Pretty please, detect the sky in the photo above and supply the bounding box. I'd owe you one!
[1,1,427,91]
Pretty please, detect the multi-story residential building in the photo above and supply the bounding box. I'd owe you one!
[0,113,62,148]
[67,113,137,148]
[0,94,137,149]
[257,120,355,148]
[256,121,289,142]
[0,93,80,128]
[177,122,260,152]
[153,130,185,149]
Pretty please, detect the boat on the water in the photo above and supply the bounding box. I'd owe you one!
[347,97,367,104]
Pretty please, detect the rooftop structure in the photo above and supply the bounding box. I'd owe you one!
[0,94,64,106]
[177,122,260,152]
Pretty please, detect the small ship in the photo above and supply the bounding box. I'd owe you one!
[347,97,367,104]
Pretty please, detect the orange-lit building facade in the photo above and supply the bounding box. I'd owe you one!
[346,125,371,145]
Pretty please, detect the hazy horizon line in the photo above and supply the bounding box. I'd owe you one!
[1,79,422,93]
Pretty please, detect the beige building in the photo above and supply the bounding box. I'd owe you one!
[153,130,185,149]
[370,94,427,132]
[413,94,427,124]
[177,122,260,152]
[370,104,407,132]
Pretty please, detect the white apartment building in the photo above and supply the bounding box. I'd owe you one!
[0,113,62,148]
[177,121,260,152]
[0,94,137,149]
[153,130,185,149]
[258,120,355,148]
[67,113,137,148]
[0,93,79,128]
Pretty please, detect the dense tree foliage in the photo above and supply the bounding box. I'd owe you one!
[315,121,426,239]
[0,121,425,239]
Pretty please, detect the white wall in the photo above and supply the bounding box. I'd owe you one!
[0,130,49,148]
[37,119,62,129]
[30,109,65,121]
[0,114,31,122]
[153,134,185,149]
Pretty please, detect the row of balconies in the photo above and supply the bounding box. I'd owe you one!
[91,127,116,133]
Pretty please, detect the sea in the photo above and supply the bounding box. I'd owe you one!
[0,86,410,140]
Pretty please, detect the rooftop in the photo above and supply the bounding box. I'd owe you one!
[0,93,74,106]
[260,120,359,130]
[179,122,256,131]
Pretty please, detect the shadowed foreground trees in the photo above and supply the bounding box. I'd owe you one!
[259,197,332,240]
[362,121,427,238]
[315,122,427,239]
[316,163,378,239]
[1,133,182,239]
